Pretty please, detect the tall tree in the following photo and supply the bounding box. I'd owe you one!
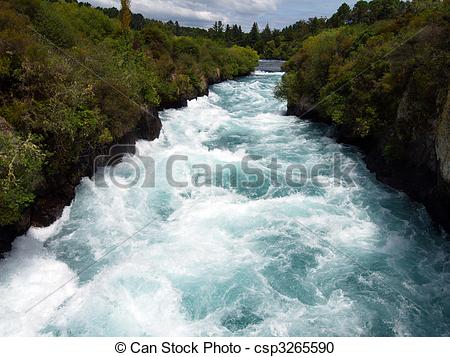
[261,23,272,42]
[225,24,232,45]
[351,1,370,24]
[369,0,403,21]
[210,21,225,39]
[248,22,260,46]
[175,21,181,36]
[328,3,351,27]
[119,0,132,32]
[307,17,326,34]
[230,24,244,46]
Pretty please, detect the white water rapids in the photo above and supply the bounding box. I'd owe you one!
[0,69,449,336]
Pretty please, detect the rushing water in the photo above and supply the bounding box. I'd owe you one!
[1,68,450,337]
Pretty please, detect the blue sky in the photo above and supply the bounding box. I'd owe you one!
[86,0,359,30]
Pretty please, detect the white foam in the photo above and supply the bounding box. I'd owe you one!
[0,71,448,337]
[254,70,285,76]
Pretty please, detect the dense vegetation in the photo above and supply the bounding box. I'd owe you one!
[276,0,449,156]
[255,0,414,59]
[62,1,448,62]
[184,0,421,59]
[83,0,420,60]
[0,0,258,227]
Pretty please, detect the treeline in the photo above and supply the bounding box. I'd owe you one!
[264,0,416,58]
[233,0,425,59]
[0,0,258,227]
[75,0,423,59]
[276,0,449,162]
[192,0,421,59]
[73,0,445,61]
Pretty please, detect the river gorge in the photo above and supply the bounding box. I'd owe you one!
[0,66,449,336]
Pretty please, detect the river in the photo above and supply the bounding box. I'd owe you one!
[0,65,449,336]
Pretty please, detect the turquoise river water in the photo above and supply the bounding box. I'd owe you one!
[0,69,449,336]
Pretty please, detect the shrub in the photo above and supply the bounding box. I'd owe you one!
[0,131,44,225]
[33,2,75,48]
[172,36,200,59]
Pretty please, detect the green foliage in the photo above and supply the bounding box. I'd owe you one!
[328,3,352,27]
[137,23,171,58]
[278,0,449,154]
[172,36,200,59]
[223,46,260,78]
[119,0,132,32]
[71,0,420,60]
[0,132,44,225]
[276,26,360,107]
[33,2,76,48]
[50,2,119,43]
[199,0,416,59]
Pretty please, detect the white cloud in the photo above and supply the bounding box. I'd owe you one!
[134,0,226,22]
[87,0,280,25]
[208,0,280,15]
[85,0,359,29]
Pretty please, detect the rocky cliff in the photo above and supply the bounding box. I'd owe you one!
[288,83,450,233]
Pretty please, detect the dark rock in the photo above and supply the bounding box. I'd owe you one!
[31,194,73,228]
[0,208,31,256]
[0,226,16,255]
[287,101,329,124]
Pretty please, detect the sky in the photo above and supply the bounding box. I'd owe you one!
[85,0,359,30]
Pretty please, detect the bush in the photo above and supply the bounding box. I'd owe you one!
[172,36,200,59]
[0,131,44,225]
[137,23,171,58]
[33,2,76,48]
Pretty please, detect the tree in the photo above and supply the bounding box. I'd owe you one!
[307,17,326,34]
[264,40,276,58]
[261,23,272,42]
[175,21,181,35]
[210,21,224,39]
[248,22,260,46]
[369,0,403,21]
[351,1,370,24]
[119,0,131,31]
[131,13,145,30]
[225,24,232,45]
[236,25,244,46]
[272,29,281,46]
[101,7,119,19]
[328,3,351,27]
